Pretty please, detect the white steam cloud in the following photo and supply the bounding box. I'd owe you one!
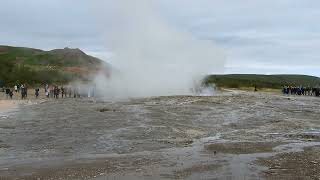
[92,0,225,99]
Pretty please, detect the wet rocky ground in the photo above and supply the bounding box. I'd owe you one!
[0,90,320,179]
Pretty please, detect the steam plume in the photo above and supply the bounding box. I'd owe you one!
[92,0,225,99]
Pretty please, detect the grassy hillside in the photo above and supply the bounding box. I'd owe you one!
[205,74,320,89]
[0,45,109,86]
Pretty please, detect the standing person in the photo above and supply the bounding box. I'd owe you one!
[45,89,49,98]
[77,87,81,98]
[35,88,40,98]
[61,86,65,98]
[9,89,13,99]
[24,84,28,98]
[5,87,10,99]
[17,84,20,93]
[53,86,57,99]
[288,86,292,95]
[54,86,60,99]
[44,83,49,97]
[315,88,320,97]
[50,87,53,98]
[297,86,301,95]
[57,86,60,99]
[21,85,25,99]
[68,87,72,98]
[301,86,305,96]
[282,86,286,94]
[73,88,77,98]
[306,86,310,96]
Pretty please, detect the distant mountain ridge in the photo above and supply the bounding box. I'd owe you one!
[0,45,106,69]
[0,45,110,86]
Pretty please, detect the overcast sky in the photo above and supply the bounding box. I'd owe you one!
[1,0,319,76]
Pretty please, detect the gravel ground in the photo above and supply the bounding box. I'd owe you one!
[0,90,319,179]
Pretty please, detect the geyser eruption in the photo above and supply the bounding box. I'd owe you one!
[93,0,225,99]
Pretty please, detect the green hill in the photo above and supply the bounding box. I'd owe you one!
[205,74,320,89]
[0,45,109,86]
[2,45,319,89]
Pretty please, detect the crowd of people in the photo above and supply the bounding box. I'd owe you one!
[4,84,320,99]
[282,86,320,96]
[44,84,82,99]
[3,84,28,99]
[2,83,95,99]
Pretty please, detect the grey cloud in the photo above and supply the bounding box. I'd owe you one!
[1,0,320,75]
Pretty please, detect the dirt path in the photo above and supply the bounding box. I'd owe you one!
[0,100,16,111]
